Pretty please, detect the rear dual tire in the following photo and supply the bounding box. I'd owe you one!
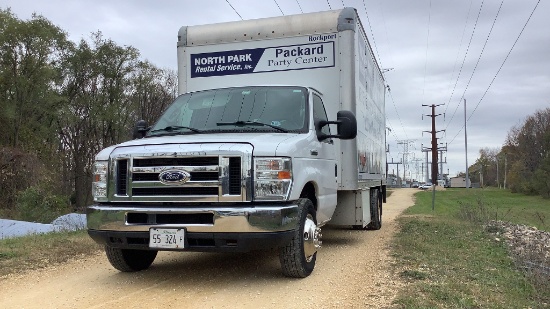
[366,188,382,230]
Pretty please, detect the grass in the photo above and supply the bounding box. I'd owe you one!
[409,187,549,230]
[0,229,101,277]
[391,187,550,308]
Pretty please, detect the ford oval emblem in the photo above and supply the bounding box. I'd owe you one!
[158,169,191,185]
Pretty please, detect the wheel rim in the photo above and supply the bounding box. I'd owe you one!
[303,214,322,262]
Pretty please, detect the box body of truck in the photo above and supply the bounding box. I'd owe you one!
[87,7,386,277]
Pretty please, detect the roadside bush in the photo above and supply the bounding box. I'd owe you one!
[457,198,513,224]
[0,147,42,213]
[457,199,492,223]
[16,186,71,223]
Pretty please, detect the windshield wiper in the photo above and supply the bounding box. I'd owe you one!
[217,121,288,132]
[149,125,203,134]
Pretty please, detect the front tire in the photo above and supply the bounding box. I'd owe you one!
[105,247,158,272]
[279,198,321,278]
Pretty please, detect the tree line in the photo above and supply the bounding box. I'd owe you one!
[0,9,176,221]
[469,107,550,198]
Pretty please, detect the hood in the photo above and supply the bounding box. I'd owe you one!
[95,132,307,160]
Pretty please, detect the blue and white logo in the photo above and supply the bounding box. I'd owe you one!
[190,39,335,78]
[158,169,191,185]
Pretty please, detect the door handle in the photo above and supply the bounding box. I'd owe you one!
[310,149,318,156]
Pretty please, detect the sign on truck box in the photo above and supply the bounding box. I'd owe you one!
[87,7,386,278]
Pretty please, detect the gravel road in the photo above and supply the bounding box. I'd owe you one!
[0,189,416,309]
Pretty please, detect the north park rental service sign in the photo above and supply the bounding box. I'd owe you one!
[190,34,336,78]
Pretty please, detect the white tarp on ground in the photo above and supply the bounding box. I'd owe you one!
[0,213,86,239]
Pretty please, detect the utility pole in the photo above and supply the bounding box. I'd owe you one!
[412,158,423,182]
[421,144,430,183]
[422,104,444,185]
[464,99,469,189]
[385,127,392,180]
[504,153,507,189]
[397,139,416,185]
[387,158,402,187]
[479,164,484,188]
[496,155,499,188]
[423,104,444,211]
[438,143,448,182]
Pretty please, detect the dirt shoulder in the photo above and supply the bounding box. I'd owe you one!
[0,189,416,309]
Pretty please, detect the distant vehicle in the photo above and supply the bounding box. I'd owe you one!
[411,182,419,188]
[420,183,433,190]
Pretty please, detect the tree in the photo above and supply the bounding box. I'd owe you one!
[0,9,69,150]
[129,61,177,126]
[1,10,178,216]
[0,9,70,212]
[58,32,141,210]
[502,108,550,196]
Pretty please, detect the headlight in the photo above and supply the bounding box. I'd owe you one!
[254,158,292,201]
[92,160,108,201]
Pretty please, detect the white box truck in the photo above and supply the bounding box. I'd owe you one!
[87,7,386,278]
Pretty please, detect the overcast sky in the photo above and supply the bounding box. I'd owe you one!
[3,0,549,180]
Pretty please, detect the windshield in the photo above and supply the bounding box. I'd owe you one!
[148,86,308,136]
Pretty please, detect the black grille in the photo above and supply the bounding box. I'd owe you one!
[133,157,218,167]
[132,187,218,196]
[117,159,128,195]
[132,173,159,181]
[190,172,219,181]
[229,157,241,195]
[127,212,214,225]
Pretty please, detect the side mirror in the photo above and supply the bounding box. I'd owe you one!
[316,110,357,141]
[132,120,149,139]
[335,110,357,139]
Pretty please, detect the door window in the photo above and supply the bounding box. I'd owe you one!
[312,94,331,136]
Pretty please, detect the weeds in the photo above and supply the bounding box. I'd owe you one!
[392,188,550,308]
[0,230,101,277]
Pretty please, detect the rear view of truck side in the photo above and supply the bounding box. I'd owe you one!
[87,7,386,278]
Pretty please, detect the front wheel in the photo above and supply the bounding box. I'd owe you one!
[105,247,158,272]
[279,198,321,278]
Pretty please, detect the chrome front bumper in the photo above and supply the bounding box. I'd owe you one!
[86,203,299,233]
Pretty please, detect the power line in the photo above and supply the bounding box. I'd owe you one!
[360,0,383,69]
[385,118,399,142]
[387,87,409,140]
[225,0,243,20]
[467,0,541,121]
[448,0,542,145]
[295,0,303,13]
[443,0,475,117]
[273,0,285,15]
[451,0,504,126]
[443,0,485,129]
[376,0,395,71]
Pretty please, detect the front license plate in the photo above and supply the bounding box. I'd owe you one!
[149,228,185,249]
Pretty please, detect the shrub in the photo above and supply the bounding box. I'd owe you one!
[16,186,71,223]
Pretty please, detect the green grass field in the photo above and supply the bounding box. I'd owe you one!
[410,188,549,230]
[391,187,550,308]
